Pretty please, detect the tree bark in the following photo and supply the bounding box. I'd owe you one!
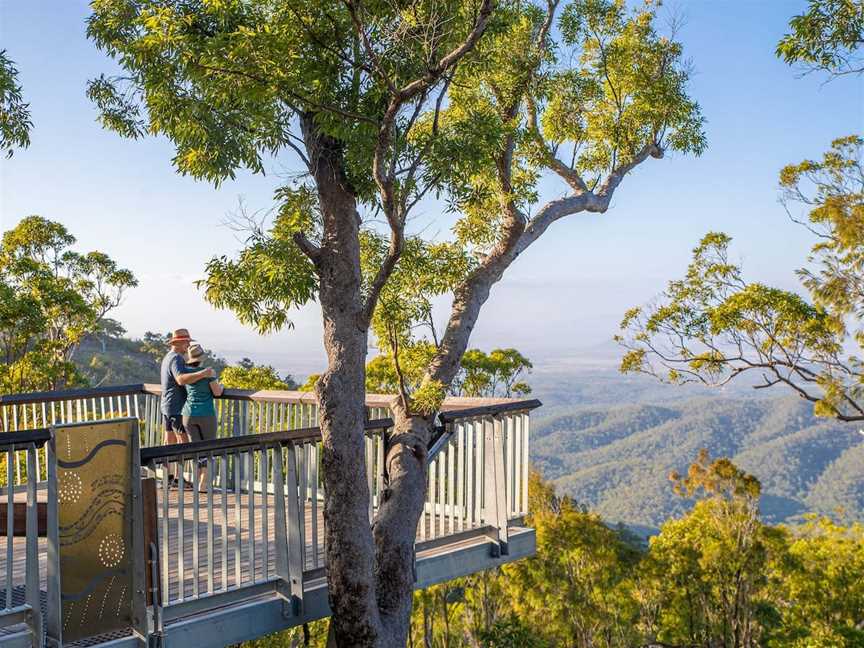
[302,113,438,648]
[374,410,434,646]
[302,114,382,646]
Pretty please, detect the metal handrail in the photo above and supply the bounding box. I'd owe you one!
[140,418,394,462]
[0,428,51,448]
[0,383,145,405]
[438,398,542,422]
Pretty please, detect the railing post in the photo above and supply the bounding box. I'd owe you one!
[45,432,61,648]
[273,443,304,617]
[483,416,509,557]
[25,444,42,648]
[130,425,149,644]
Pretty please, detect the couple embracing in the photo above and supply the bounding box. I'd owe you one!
[159,328,224,489]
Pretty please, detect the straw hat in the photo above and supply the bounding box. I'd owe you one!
[168,328,192,345]
[186,343,206,364]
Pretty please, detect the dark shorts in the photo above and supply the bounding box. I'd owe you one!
[183,416,218,443]
[163,414,186,435]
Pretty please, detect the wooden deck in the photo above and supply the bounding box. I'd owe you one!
[1,486,477,608]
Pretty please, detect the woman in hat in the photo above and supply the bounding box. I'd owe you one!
[181,343,224,490]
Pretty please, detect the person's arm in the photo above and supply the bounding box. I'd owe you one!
[174,363,215,385]
[209,380,224,397]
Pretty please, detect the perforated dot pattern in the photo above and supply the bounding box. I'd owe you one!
[98,534,125,568]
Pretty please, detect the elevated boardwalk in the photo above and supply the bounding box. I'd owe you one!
[0,385,538,647]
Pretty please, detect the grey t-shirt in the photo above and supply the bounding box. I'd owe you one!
[160,351,188,416]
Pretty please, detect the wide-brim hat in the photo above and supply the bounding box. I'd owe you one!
[186,343,206,363]
[168,328,192,345]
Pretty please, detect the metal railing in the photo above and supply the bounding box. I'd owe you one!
[0,387,535,524]
[0,383,539,645]
[1,428,48,646]
[139,425,335,613]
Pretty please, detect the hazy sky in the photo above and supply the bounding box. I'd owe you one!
[1,1,862,378]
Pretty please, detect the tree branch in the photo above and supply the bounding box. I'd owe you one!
[598,141,664,198]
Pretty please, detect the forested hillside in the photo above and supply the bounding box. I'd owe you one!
[532,395,864,530]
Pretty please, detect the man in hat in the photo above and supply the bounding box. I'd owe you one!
[161,328,214,485]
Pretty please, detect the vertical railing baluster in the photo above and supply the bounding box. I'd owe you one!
[310,441,319,568]
[5,446,13,609]
[221,452,228,592]
[506,414,514,517]
[207,455,214,596]
[192,454,200,599]
[12,409,20,484]
[178,458,185,601]
[272,444,290,600]
[247,451,255,583]
[429,456,437,539]
[161,464,169,605]
[143,396,151,448]
[284,442,304,615]
[522,413,529,515]
[438,450,446,536]
[234,451,242,587]
[448,437,455,534]
[456,423,465,532]
[511,414,520,517]
[298,443,307,569]
[261,444,269,579]
[45,434,60,646]
[26,443,42,643]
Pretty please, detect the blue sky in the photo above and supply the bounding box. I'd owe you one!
[1,1,862,378]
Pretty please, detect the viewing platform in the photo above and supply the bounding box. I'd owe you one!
[0,384,538,647]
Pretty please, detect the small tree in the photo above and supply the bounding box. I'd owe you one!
[646,451,779,648]
[501,482,641,648]
[619,3,864,423]
[0,216,137,392]
[617,141,864,421]
[221,362,298,391]
[767,515,864,646]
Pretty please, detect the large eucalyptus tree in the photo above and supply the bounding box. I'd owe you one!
[86,0,703,644]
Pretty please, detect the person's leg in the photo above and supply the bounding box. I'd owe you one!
[184,416,207,490]
[172,415,192,486]
[163,414,178,445]
[163,415,181,482]
[197,417,219,491]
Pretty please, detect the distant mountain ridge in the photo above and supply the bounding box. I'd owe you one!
[532,395,864,531]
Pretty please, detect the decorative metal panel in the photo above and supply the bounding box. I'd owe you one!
[54,419,136,643]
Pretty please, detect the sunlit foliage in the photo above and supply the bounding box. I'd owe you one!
[617,137,864,421]
[777,0,864,77]
[0,50,31,157]
[0,216,137,392]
